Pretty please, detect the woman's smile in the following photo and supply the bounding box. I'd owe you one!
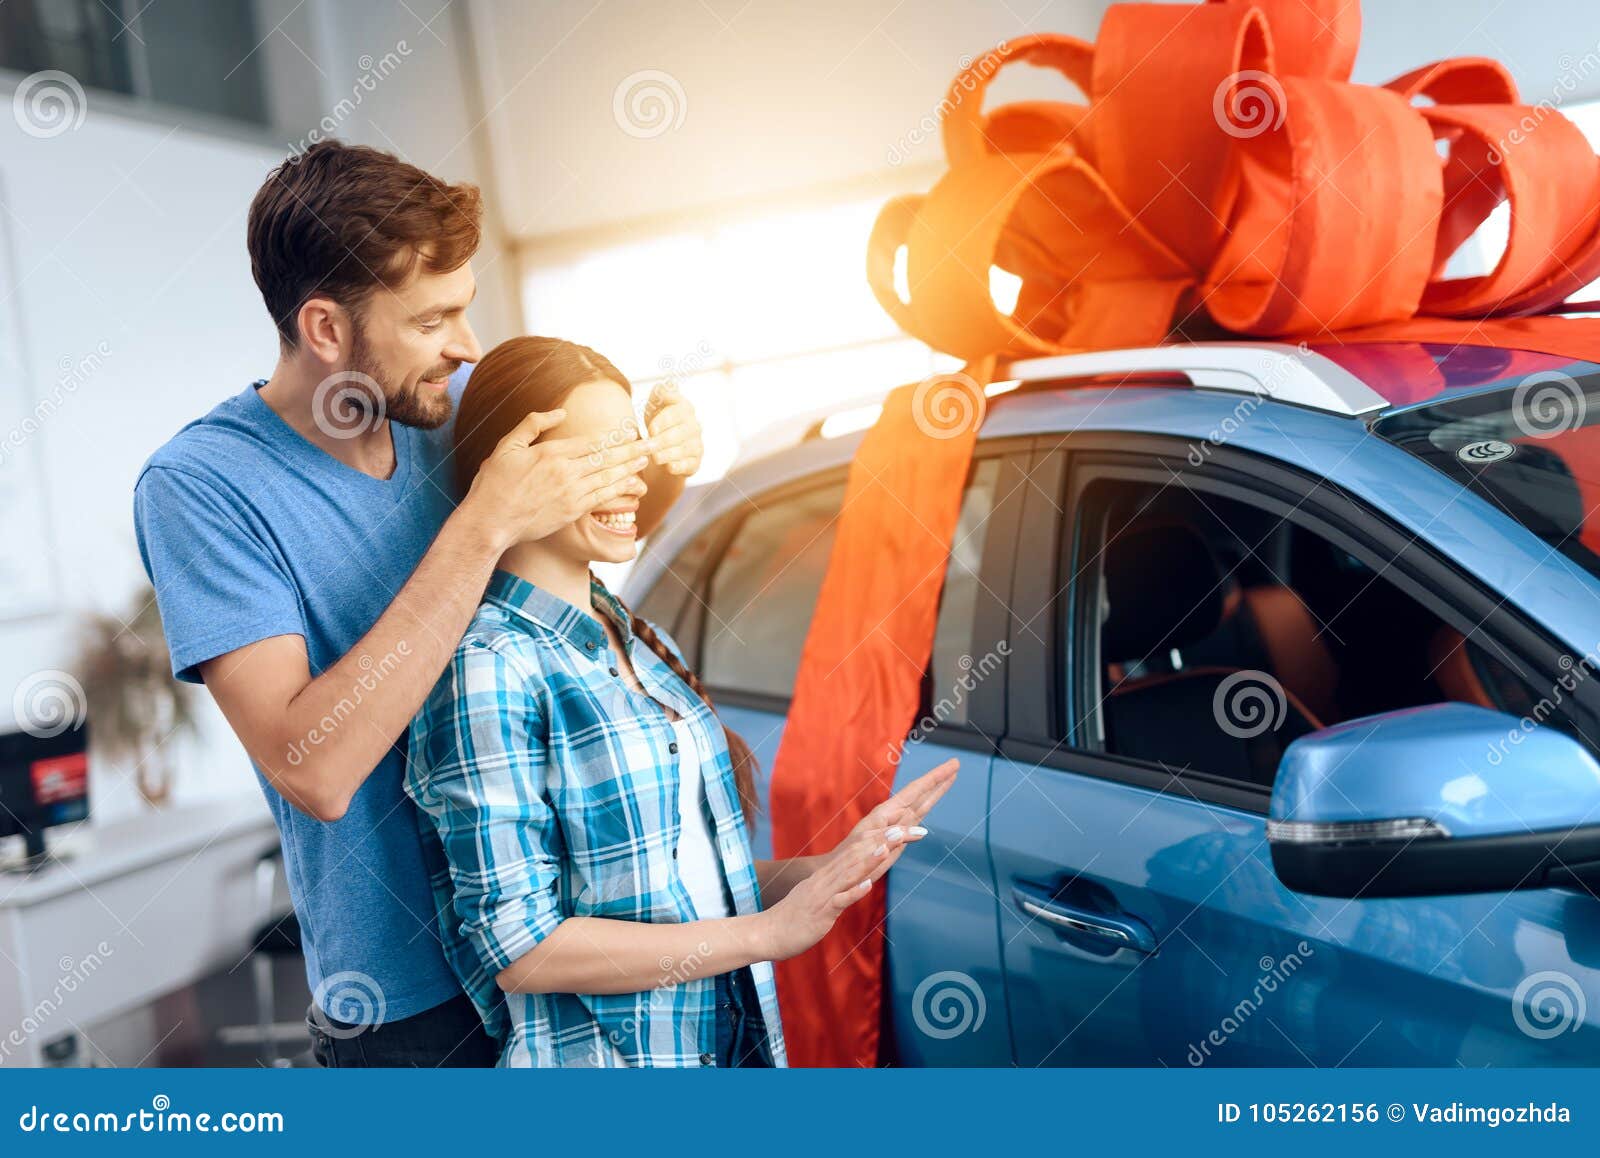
[589,507,638,537]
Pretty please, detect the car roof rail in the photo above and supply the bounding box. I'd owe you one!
[726,342,1388,473]
[1003,342,1389,417]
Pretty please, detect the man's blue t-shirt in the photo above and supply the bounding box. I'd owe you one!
[133,370,472,1023]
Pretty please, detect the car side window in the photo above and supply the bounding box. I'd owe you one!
[633,520,723,646]
[927,457,1004,727]
[1070,473,1584,791]
[702,481,848,698]
[698,458,1006,704]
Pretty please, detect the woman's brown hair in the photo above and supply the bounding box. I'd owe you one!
[454,336,760,825]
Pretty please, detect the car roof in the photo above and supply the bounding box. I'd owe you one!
[1311,340,1596,412]
[723,340,1600,488]
[632,339,1600,653]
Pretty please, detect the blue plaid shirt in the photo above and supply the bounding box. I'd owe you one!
[406,570,787,1067]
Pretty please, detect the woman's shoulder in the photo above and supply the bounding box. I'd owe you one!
[460,601,528,653]
[445,604,552,688]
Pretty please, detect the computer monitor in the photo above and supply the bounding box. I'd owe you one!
[0,724,89,869]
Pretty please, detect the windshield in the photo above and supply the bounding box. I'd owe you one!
[1372,372,1600,583]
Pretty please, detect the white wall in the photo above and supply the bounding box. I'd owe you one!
[467,0,1600,248]
[301,0,521,342]
[467,0,1115,245]
[1355,0,1600,101]
[0,102,283,818]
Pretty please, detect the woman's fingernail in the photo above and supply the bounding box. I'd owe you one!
[909,826,929,837]
[873,844,887,857]
[860,879,872,890]
[885,826,904,842]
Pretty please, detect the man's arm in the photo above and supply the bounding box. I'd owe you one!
[200,507,499,821]
[195,410,657,822]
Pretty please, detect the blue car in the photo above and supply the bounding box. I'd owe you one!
[622,340,1600,1067]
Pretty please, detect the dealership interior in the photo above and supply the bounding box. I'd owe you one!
[4,0,1600,1068]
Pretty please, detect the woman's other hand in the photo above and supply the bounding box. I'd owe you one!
[827,758,959,883]
[755,759,958,961]
[757,835,885,961]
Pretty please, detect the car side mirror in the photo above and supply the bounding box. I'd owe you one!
[1267,702,1600,899]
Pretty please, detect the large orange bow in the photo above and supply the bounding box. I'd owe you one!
[767,0,1600,1069]
[867,0,1600,358]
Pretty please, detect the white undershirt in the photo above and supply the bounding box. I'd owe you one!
[670,716,731,920]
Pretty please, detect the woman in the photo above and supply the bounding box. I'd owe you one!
[407,336,957,1067]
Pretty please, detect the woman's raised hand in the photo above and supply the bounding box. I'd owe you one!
[754,759,959,962]
[757,834,886,962]
[829,758,959,884]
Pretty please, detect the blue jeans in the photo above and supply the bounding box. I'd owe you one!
[712,967,773,1068]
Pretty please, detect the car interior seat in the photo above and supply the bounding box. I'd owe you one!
[1099,521,1324,788]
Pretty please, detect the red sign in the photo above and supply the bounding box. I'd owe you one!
[31,751,88,805]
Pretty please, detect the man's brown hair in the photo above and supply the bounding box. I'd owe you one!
[247,140,483,347]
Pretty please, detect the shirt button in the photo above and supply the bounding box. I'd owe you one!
[698,1053,714,1067]
[609,667,619,677]
[585,640,596,651]
[672,846,679,860]
[669,742,679,754]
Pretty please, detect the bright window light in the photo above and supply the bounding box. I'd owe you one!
[819,404,884,439]
[520,198,953,483]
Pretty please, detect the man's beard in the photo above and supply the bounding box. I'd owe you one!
[347,328,458,431]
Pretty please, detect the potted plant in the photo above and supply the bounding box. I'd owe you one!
[76,586,197,807]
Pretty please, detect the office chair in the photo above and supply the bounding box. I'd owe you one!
[215,848,306,1066]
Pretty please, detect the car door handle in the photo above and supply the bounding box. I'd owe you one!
[1012,883,1157,953]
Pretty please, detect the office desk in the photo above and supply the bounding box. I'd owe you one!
[0,795,279,1067]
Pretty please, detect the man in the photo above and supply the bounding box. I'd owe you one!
[133,141,703,1066]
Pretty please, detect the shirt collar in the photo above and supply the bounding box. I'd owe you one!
[485,570,634,654]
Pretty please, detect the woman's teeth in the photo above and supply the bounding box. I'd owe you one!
[591,511,636,534]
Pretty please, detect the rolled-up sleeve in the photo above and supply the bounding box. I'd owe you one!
[406,641,564,974]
